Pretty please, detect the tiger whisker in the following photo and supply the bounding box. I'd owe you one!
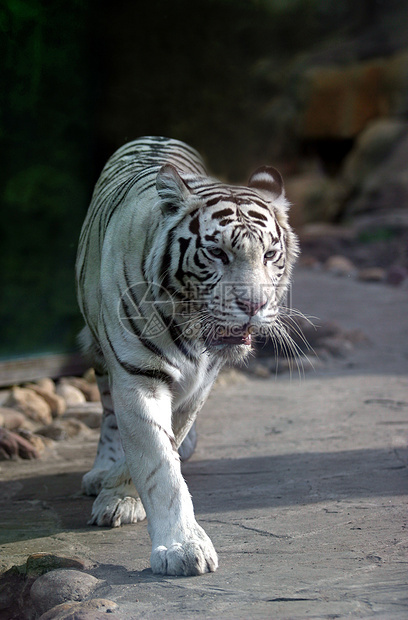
[269,319,309,379]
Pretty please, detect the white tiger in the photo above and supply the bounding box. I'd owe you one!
[76,136,299,576]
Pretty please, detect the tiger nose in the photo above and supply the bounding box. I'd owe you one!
[236,297,267,317]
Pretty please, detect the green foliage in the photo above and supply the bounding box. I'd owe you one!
[358,228,396,244]
[0,0,92,357]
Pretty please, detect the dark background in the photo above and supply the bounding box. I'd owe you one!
[1,0,407,358]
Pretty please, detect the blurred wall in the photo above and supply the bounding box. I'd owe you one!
[1,0,407,358]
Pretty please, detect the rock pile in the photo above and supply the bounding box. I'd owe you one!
[296,222,408,288]
[0,370,101,461]
[0,552,119,620]
[0,312,372,460]
[247,315,368,379]
[282,62,408,281]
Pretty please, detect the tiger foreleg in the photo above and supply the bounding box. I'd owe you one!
[111,374,218,576]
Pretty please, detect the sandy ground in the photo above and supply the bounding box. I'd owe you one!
[1,267,407,619]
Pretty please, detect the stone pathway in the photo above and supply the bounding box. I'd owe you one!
[0,268,407,619]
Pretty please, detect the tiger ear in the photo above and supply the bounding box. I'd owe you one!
[248,166,284,201]
[156,164,192,214]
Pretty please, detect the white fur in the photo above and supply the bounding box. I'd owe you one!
[76,137,298,576]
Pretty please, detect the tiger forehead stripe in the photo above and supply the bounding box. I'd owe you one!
[189,216,199,235]
[206,196,224,207]
[211,208,234,220]
[247,210,267,221]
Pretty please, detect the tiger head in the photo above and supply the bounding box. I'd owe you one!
[152,163,299,357]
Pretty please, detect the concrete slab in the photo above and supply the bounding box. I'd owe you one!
[1,268,407,618]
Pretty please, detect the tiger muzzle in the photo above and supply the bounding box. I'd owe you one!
[235,297,267,317]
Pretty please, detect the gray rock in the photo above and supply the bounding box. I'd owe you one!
[82,368,97,384]
[318,336,353,358]
[358,267,386,282]
[251,363,271,378]
[64,403,103,429]
[59,378,101,403]
[0,407,28,430]
[5,387,52,425]
[0,428,39,460]
[36,377,57,393]
[30,569,108,616]
[341,119,408,193]
[386,265,408,286]
[17,429,52,456]
[26,384,66,418]
[325,255,356,277]
[343,121,408,218]
[56,384,86,407]
[0,389,11,407]
[215,368,248,388]
[36,419,91,441]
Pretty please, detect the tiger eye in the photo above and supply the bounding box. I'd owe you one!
[264,250,277,264]
[208,247,229,264]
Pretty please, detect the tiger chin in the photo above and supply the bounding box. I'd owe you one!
[76,136,299,576]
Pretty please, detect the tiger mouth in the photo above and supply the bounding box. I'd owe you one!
[209,325,252,346]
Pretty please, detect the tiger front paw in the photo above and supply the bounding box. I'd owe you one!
[150,524,218,576]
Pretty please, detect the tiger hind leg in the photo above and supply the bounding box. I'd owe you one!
[89,457,146,527]
[86,395,196,526]
[84,378,146,526]
[82,370,125,496]
[89,423,197,528]
[178,421,197,462]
